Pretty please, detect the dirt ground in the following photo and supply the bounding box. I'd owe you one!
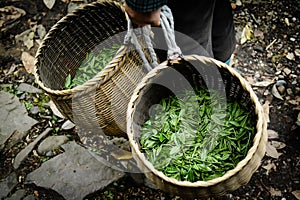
[0,0,299,199]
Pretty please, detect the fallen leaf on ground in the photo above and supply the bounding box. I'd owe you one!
[231,3,236,10]
[34,190,39,197]
[283,67,292,75]
[49,101,65,119]
[5,63,18,75]
[266,142,280,159]
[252,79,274,87]
[246,76,255,85]
[269,187,282,197]
[43,0,56,9]
[271,84,284,100]
[267,129,278,139]
[67,2,85,13]
[21,52,35,74]
[262,161,275,175]
[0,6,26,30]
[240,25,252,44]
[61,120,75,130]
[270,141,286,149]
[111,149,132,160]
[295,49,300,57]
[292,190,300,200]
[286,52,295,60]
[37,24,46,39]
[288,100,298,105]
[15,29,35,49]
[236,0,242,6]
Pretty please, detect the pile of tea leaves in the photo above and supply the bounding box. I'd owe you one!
[140,88,256,182]
[64,44,120,89]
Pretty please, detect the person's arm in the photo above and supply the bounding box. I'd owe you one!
[124,0,168,26]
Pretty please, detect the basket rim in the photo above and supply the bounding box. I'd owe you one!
[33,0,128,97]
[127,54,268,187]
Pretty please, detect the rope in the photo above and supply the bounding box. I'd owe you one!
[160,5,182,60]
[124,13,157,72]
[142,25,159,67]
[123,5,183,71]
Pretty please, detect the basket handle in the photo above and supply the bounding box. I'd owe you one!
[123,5,183,71]
[124,13,158,72]
[160,5,183,61]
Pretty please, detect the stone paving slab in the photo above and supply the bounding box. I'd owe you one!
[0,172,18,199]
[16,83,43,94]
[26,141,125,200]
[37,135,69,154]
[5,189,26,200]
[13,128,52,169]
[0,91,38,150]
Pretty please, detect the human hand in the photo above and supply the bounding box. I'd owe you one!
[124,3,161,27]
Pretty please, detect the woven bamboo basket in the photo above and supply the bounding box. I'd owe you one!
[127,55,268,198]
[34,0,157,137]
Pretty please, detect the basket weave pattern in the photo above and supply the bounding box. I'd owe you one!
[34,1,155,136]
[127,55,268,198]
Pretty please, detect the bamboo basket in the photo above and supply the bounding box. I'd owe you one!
[127,55,268,198]
[34,1,157,137]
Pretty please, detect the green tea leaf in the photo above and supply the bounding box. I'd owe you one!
[64,74,72,89]
[64,45,121,89]
[140,88,256,182]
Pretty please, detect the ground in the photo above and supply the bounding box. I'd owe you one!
[0,0,299,199]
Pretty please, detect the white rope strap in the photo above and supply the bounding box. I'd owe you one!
[142,25,159,67]
[123,5,183,71]
[124,13,157,72]
[160,5,183,60]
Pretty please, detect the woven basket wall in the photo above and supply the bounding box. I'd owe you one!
[127,55,268,198]
[34,0,156,137]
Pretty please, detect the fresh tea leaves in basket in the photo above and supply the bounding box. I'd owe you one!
[140,88,256,182]
[64,44,121,89]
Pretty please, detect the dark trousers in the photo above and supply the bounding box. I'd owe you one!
[167,0,236,62]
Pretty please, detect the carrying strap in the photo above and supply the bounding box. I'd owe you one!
[124,5,183,72]
[124,13,157,72]
[160,5,183,60]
